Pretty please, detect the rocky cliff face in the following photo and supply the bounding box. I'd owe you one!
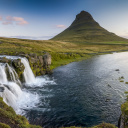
[27,52,52,75]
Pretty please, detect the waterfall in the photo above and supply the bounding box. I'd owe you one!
[0,63,8,83]
[6,63,21,86]
[0,56,36,85]
[0,63,22,110]
[0,56,40,112]
[0,55,55,114]
[0,82,22,110]
[21,58,36,85]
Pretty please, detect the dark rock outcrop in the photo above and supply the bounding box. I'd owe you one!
[0,57,11,64]
[12,59,25,71]
[12,59,25,82]
[0,87,4,92]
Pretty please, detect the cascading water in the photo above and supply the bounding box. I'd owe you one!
[6,63,21,86]
[21,58,36,85]
[0,63,22,110]
[0,63,8,83]
[0,55,55,115]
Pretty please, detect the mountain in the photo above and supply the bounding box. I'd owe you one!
[51,11,127,43]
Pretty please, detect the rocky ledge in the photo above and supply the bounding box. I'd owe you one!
[0,52,52,82]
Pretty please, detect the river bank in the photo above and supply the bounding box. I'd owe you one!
[1,37,128,127]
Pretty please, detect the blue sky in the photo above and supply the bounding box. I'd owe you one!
[0,0,128,40]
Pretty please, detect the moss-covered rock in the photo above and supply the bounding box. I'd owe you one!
[0,57,11,64]
[12,59,25,82]
[27,52,52,76]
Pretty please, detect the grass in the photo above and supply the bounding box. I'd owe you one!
[0,97,41,128]
[0,36,122,128]
[1,37,128,69]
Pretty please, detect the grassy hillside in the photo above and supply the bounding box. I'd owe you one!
[52,11,128,43]
[1,37,128,69]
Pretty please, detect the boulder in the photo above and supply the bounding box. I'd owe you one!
[30,57,38,64]
[29,53,37,59]
[0,87,4,92]
[43,53,51,68]
[38,56,43,66]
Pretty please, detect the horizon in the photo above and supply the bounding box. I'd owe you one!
[0,0,128,40]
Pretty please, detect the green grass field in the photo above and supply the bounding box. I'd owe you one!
[0,37,128,69]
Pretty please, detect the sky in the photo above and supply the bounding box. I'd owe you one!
[0,0,128,40]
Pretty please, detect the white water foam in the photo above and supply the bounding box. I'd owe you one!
[0,55,55,114]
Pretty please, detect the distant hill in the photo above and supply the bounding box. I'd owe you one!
[51,11,127,43]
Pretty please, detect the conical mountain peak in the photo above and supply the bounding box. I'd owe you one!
[75,11,94,21]
[52,11,126,42]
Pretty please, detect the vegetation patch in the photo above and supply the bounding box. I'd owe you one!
[0,97,41,128]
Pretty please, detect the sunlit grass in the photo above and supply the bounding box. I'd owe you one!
[0,37,128,69]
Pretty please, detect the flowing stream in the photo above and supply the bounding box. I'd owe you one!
[1,52,128,127]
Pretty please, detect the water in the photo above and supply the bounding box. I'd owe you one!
[1,53,128,127]
[0,55,55,114]
[25,52,128,127]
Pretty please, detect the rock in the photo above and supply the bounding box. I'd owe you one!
[19,53,29,58]
[38,56,43,66]
[12,59,25,82]
[115,69,120,71]
[30,57,38,64]
[12,59,25,71]
[107,84,111,87]
[43,53,51,68]
[118,115,125,128]
[29,53,37,59]
[121,76,124,79]
[0,57,10,63]
[105,99,110,102]
[0,87,4,92]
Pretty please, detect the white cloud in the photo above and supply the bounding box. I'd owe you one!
[0,15,29,25]
[6,16,13,21]
[0,16,2,21]
[13,17,29,25]
[56,25,66,28]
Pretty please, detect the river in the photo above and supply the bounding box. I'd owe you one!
[19,52,128,127]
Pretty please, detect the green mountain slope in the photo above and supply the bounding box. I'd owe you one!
[52,11,127,43]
